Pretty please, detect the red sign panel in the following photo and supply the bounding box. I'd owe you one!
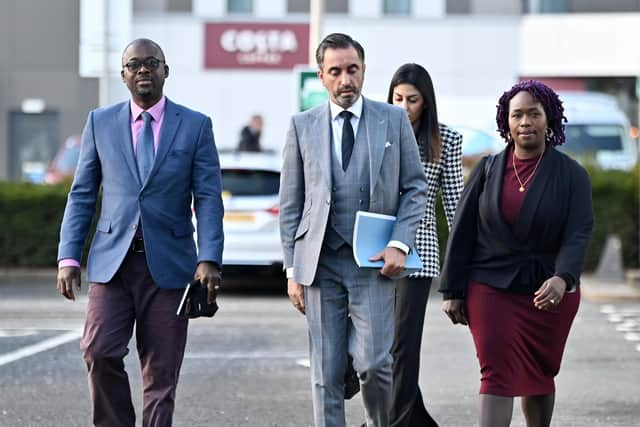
[204,22,310,69]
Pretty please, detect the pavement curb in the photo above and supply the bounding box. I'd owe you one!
[580,275,640,302]
[0,268,58,285]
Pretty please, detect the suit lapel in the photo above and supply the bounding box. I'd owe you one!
[364,99,386,197]
[486,148,516,240]
[143,98,182,188]
[315,103,332,191]
[116,102,142,187]
[513,146,554,240]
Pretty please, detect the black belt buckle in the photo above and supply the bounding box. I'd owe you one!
[131,237,145,253]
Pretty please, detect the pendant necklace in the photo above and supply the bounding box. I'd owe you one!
[512,147,544,192]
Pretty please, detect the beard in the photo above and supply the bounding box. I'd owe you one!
[332,85,360,108]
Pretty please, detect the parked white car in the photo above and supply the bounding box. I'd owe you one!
[559,91,638,171]
[451,125,504,176]
[193,151,283,271]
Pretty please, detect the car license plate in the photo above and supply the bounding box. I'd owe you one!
[224,212,255,222]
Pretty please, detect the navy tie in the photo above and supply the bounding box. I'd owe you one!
[339,110,354,171]
[136,111,155,183]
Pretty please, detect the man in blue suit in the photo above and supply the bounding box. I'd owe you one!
[56,39,223,426]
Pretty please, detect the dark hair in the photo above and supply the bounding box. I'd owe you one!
[122,38,166,63]
[386,63,441,162]
[315,33,365,69]
[496,80,567,146]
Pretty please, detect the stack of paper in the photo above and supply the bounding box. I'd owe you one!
[352,211,422,273]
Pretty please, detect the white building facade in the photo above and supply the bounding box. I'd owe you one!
[88,0,640,152]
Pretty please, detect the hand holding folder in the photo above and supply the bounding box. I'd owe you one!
[352,211,422,275]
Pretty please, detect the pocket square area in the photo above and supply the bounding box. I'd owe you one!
[384,142,392,148]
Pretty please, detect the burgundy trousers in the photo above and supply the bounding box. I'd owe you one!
[80,250,188,427]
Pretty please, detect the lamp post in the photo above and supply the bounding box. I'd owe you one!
[309,0,324,66]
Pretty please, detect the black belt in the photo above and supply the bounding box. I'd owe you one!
[131,237,145,253]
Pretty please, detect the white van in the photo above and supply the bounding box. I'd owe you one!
[559,91,637,171]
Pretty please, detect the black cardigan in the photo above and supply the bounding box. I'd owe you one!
[439,145,594,297]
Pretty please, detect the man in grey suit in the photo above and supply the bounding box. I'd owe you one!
[280,33,428,427]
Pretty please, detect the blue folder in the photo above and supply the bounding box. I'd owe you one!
[352,211,422,272]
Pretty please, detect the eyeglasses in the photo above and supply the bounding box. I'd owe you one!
[123,57,164,72]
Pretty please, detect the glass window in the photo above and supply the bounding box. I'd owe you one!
[222,169,281,196]
[384,0,411,15]
[134,0,192,13]
[287,0,309,13]
[562,124,625,154]
[446,0,471,14]
[228,0,253,14]
[287,0,348,13]
[326,0,348,13]
[540,0,569,13]
[167,0,192,12]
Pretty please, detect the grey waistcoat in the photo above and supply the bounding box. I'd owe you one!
[323,117,371,250]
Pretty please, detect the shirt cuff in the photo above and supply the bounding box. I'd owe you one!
[387,240,409,255]
[59,259,80,269]
[286,267,294,279]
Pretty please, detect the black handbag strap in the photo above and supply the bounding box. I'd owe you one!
[484,154,496,180]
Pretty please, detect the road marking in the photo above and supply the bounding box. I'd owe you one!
[624,332,640,342]
[185,350,307,360]
[615,320,639,332]
[296,358,310,368]
[0,329,39,338]
[603,304,640,356]
[600,304,616,314]
[0,329,82,367]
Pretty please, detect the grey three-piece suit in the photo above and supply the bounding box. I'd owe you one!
[279,97,428,427]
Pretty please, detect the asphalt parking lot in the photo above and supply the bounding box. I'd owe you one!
[0,272,639,426]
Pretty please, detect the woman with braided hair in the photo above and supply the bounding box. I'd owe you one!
[439,80,593,427]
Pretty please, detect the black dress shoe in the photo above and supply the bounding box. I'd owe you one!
[344,355,360,400]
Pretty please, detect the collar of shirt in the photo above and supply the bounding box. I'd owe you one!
[329,96,363,167]
[130,96,166,153]
[130,96,166,123]
[329,95,363,121]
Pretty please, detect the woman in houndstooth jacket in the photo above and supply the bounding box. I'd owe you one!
[387,63,464,427]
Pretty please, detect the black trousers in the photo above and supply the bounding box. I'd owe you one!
[390,277,439,427]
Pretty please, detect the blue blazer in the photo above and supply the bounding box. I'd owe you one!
[58,98,224,289]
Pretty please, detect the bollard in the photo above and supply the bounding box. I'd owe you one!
[594,234,625,282]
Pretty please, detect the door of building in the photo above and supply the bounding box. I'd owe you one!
[8,111,59,182]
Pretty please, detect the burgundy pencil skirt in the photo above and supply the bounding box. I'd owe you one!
[465,282,580,397]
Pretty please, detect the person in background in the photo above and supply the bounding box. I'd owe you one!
[280,33,428,427]
[386,63,464,427]
[56,38,224,427]
[439,80,593,427]
[237,114,263,152]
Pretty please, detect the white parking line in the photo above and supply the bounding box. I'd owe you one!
[185,350,307,360]
[602,304,640,355]
[0,329,82,367]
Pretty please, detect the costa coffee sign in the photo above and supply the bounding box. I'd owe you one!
[204,23,309,69]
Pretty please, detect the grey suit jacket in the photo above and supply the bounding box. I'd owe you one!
[279,97,428,285]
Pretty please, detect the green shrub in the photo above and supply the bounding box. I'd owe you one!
[0,182,98,267]
[0,165,638,271]
[586,165,639,271]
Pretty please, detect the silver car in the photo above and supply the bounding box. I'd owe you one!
[194,151,283,272]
